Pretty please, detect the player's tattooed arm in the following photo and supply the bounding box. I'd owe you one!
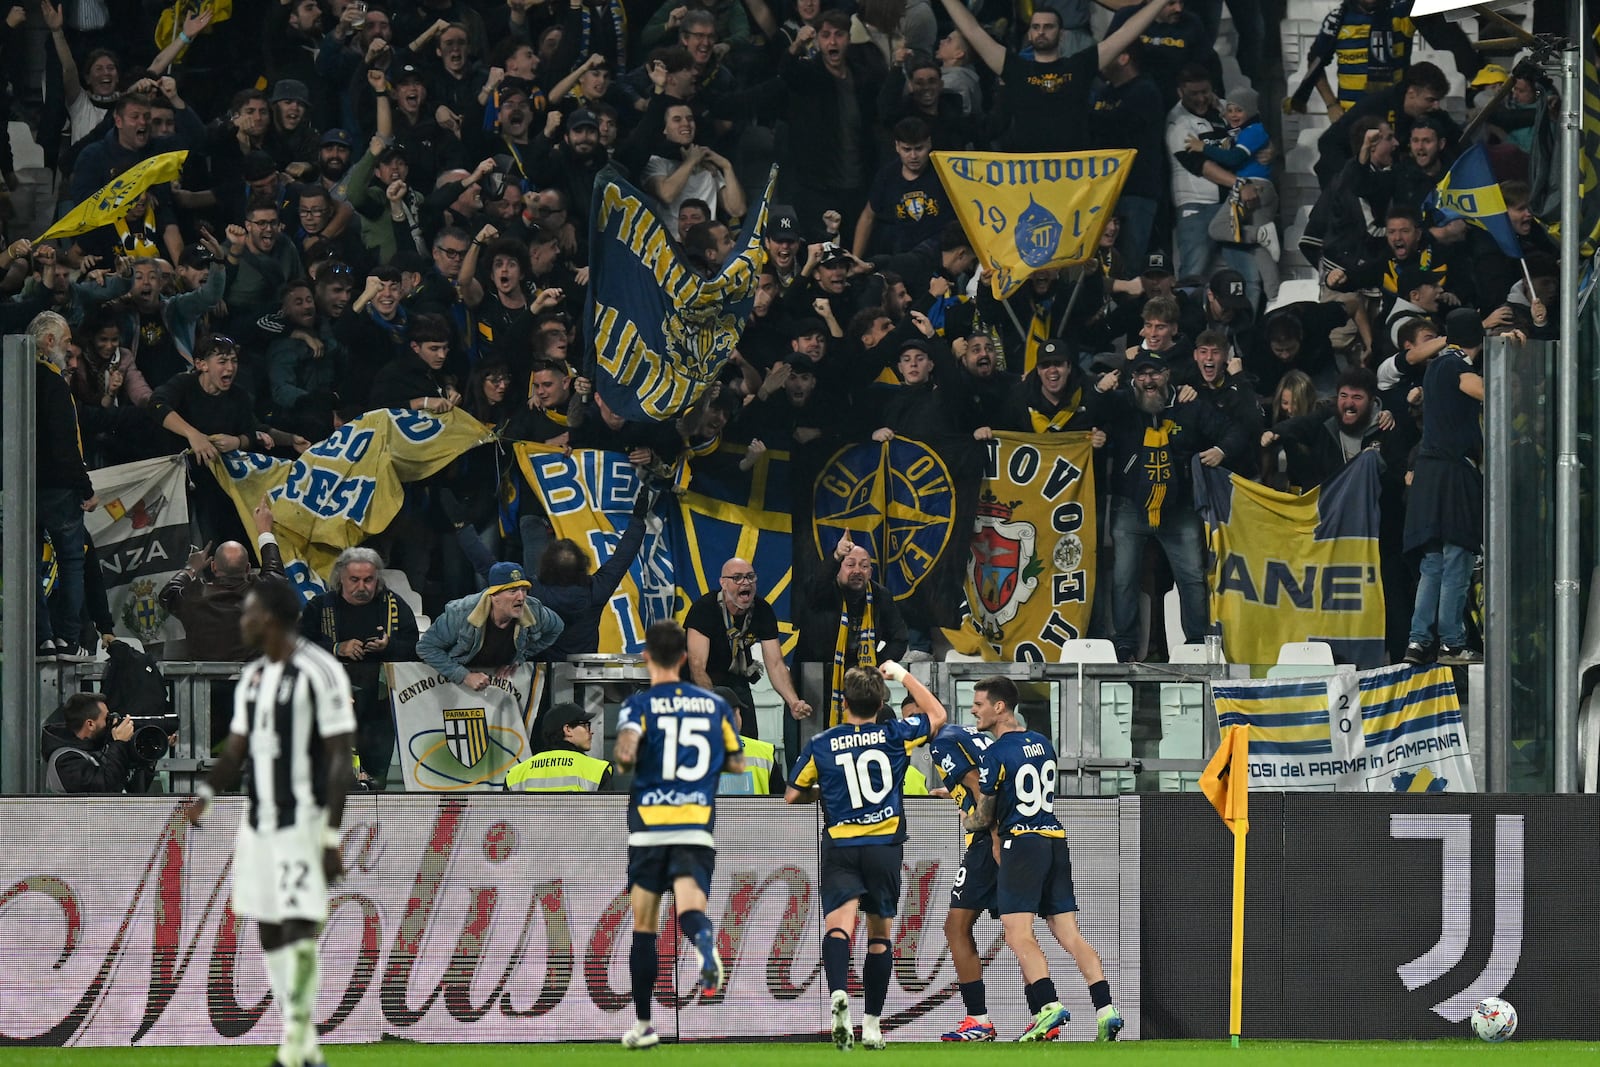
[963,792,995,834]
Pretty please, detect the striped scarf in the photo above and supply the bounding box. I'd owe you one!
[829,585,876,727]
[579,0,628,69]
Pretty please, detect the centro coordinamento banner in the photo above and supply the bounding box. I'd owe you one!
[0,796,1138,1046]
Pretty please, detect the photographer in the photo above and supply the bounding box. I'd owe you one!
[40,692,172,794]
[684,556,811,739]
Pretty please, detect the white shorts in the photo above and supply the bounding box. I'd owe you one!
[232,815,331,924]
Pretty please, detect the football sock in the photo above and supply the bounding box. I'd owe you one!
[630,932,659,1022]
[863,939,892,1017]
[290,940,321,1066]
[822,928,852,995]
[959,979,988,1017]
[1024,977,1058,1015]
[679,909,714,960]
[1089,979,1113,1011]
[263,945,298,1067]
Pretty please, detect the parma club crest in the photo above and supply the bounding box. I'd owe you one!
[443,706,490,768]
[968,491,1042,634]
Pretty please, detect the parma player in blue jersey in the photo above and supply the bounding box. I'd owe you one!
[929,718,1000,1041]
[967,677,1122,1042]
[612,620,745,1049]
[786,663,947,1050]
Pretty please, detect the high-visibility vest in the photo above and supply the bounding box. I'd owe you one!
[904,764,931,796]
[719,735,774,795]
[505,749,611,792]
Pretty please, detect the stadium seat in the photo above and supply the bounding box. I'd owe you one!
[1168,643,1213,664]
[1098,681,1135,796]
[1158,682,1206,791]
[943,649,988,663]
[381,569,426,621]
[1163,587,1185,660]
[1277,641,1334,665]
[1058,639,1118,664]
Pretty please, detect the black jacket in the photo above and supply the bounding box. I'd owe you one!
[528,503,649,660]
[797,571,908,666]
[1087,385,1253,521]
[40,723,136,794]
[36,362,94,499]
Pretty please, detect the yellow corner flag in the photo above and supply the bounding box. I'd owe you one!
[931,150,1135,299]
[37,150,189,244]
[1199,723,1249,1045]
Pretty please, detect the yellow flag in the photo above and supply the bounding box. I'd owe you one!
[1199,725,1250,834]
[931,150,1135,298]
[38,151,189,244]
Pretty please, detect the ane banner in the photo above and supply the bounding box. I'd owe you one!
[85,454,191,646]
[1211,663,1477,792]
[943,432,1097,661]
[0,796,1131,1045]
[211,409,493,599]
[386,662,543,791]
[512,443,675,654]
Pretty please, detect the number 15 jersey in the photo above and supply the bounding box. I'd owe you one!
[618,682,742,848]
[792,715,932,846]
[979,729,1064,838]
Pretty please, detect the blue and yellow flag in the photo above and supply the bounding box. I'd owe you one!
[39,150,189,243]
[668,445,797,655]
[1429,143,1522,258]
[1193,450,1386,668]
[587,165,775,422]
[211,409,494,599]
[942,431,1097,661]
[512,443,676,653]
[931,150,1135,298]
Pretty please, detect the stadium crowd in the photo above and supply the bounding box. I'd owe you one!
[31,0,1559,704]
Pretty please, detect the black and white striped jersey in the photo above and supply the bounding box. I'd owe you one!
[231,638,356,831]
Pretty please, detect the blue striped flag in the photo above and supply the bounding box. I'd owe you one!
[1429,143,1523,258]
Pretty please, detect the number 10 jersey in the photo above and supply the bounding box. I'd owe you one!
[791,715,932,846]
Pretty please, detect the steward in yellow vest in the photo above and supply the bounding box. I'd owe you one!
[714,686,786,795]
[506,702,615,792]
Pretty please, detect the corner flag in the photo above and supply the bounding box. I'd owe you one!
[1199,723,1250,833]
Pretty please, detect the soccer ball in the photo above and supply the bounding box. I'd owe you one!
[1471,997,1518,1042]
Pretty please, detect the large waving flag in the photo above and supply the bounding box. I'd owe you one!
[39,150,188,242]
[667,446,797,654]
[942,431,1097,661]
[587,165,775,422]
[1430,142,1522,258]
[1193,450,1386,668]
[85,454,191,647]
[932,150,1135,298]
[211,409,494,599]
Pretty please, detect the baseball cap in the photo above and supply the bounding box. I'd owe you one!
[485,561,532,595]
[1143,249,1173,276]
[1470,63,1511,88]
[1395,263,1445,298]
[392,62,426,84]
[1130,350,1169,373]
[320,128,354,149]
[768,205,801,241]
[545,702,591,732]
[712,685,751,714]
[1209,268,1251,312]
[1445,306,1485,349]
[782,351,819,372]
[898,337,932,357]
[242,151,278,183]
[818,244,851,268]
[498,77,535,101]
[270,79,310,106]
[179,243,215,269]
[567,108,599,131]
[1035,338,1070,365]
[790,315,829,340]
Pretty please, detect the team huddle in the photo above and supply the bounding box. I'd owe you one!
[187,596,1118,1062]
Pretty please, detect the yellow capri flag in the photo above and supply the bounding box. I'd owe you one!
[37,151,189,244]
[1200,724,1250,1044]
[931,150,1135,298]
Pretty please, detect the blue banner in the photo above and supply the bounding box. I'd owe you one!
[1428,143,1523,259]
[587,165,776,422]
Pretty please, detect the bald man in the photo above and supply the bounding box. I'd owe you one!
[683,556,811,739]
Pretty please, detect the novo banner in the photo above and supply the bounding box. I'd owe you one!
[0,797,1135,1046]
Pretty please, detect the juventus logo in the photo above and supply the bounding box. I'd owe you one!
[1391,813,1524,1022]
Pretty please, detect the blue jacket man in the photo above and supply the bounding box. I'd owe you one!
[418,561,565,689]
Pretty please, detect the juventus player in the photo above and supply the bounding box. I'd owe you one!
[185,578,355,1067]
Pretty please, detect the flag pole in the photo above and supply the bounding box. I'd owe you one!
[1229,820,1246,1046]
[1200,724,1250,1045]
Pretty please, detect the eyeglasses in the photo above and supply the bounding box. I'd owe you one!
[722,572,757,584]
[436,246,468,259]
[247,218,281,229]
[299,205,329,217]
[484,374,510,384]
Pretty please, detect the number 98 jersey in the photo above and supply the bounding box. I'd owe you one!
[979,729,1064,838]
[618,682,742,848]
[791,715,932,846]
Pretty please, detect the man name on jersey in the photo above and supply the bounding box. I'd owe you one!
[648,694,721,715]
[830,727,894,752]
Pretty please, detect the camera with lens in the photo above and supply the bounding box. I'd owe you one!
[483,169,508,201]
[108,711,180,763]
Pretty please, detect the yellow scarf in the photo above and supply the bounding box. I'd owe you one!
[113,204,159,258]
[829,585,876,726]
[1030,385,1082,433]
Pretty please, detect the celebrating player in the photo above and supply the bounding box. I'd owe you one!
[613,620,745,1049]
[183,578,355,1067]
[786,662,947,1050]
[929,715,1000,1040]
[966,676,1123,1042]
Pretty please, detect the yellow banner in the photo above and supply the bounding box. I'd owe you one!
[210,409,494,597]
[943,431,1097,660]
[931,150,1135,299]
[1194,451,1387,667]
[38,150,189,243]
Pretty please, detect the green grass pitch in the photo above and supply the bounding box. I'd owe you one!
[4,1041,1595,1067]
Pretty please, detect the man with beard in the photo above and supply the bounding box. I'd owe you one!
[1392,114,1453,219]
[225,196,306,330]
[473,78,541,187]
[798,533,908,745]
[951,330,1019,431]
[267,278,348,441]
[1327,204,1458,325]
[531,108,609,222]
[643,103,745,239]
[1260,365,1398,488]
[315,129,355,199]
[685,557,812,736]
[418,561,565,689]
[1003,338,1094,434]
[299,546,420,788]
[1088,349,1250,661]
